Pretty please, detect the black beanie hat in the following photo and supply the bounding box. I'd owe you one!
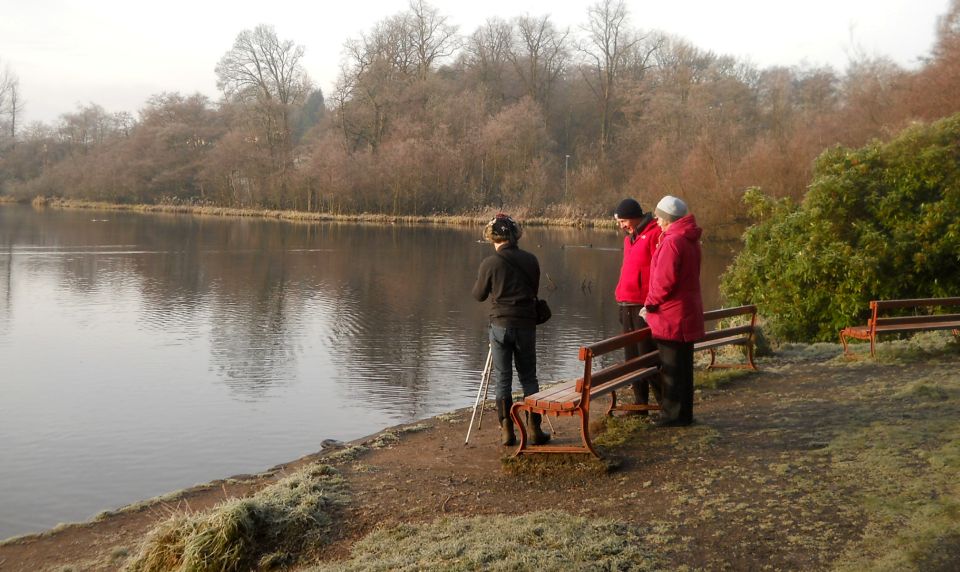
[615,198,643,219]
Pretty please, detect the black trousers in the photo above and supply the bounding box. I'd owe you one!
[655,339,695,423]
[619,304,658,404]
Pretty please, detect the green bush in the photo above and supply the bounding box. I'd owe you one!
[721,113,960,342]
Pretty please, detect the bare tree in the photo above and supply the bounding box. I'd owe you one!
[462,18,514,100]
[215,24,311,180]
[0,62,24,145]
[509,15,570,112]
[215,25,310,107]
[408,0,459,80]
[579,0,658,155]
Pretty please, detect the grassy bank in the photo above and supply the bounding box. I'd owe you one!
[20,197,618,230]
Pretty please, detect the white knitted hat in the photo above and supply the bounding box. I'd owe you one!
[654,196,688,218]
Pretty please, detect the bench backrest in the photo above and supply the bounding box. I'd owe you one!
[700,304,757,343]
[576,327,659,395]
[870,297,960,327]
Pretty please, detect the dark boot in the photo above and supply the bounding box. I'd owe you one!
[528,412,551,445]
[496,398,516,446]
[631,380,650,416]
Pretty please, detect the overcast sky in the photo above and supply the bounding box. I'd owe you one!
[1,0,951,124]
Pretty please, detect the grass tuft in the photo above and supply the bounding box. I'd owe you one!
[124,464,347,572]
[309,510,665,571]
[592,414,651,448]
[695,367,757,389]
[500,453,618,476]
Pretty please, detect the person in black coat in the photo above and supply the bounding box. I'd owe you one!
[472,214,550,446]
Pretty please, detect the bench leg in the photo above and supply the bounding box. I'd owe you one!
[707,348,718,369]
[870,333,876,358]
[605,391,618,416]
[579,410,601,458]
[746,341,757,370]
[510,405,601,459]
[510,403,528,454]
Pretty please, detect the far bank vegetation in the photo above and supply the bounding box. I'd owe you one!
[3,1,960,239]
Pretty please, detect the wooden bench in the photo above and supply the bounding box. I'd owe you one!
[694,305,758,370]
[840,297,960,357]
[510,327,662,458]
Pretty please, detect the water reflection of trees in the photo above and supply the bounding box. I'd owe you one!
[0,206,733,411]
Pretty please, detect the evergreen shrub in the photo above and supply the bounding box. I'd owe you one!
[721,113,960,342]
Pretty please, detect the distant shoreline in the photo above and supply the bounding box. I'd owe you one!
[14,197,606,229]
[3,197,748,241]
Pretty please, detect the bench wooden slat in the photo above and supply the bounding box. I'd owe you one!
[873,297,960,310]
[698,324,754,343]
[703,304,757,321]
[534,392,580,411]
[591,366,660,397]
[873,320,960,332]
[580,328,653,359]
[587,351,660,387]
[874,314,960,326]
[529,380,578,400]
[696,335,748,352]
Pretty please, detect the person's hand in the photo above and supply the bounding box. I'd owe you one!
[638,307,648,319]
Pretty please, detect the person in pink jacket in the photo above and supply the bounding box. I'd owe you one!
[613,198,662,413]
[643,196,705,427]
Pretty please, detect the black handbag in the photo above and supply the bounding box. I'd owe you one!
[496,252,551,325]
[534,298,552,325]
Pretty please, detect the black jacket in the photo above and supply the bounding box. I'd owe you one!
[472,244,540,327]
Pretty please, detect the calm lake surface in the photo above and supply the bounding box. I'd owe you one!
[0,204,736,539]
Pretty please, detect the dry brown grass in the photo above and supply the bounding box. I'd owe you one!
[124,464,347,572]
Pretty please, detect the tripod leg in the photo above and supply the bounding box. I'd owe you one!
[476,346,493,430]
[465,345,493,444]
[544,413,557,435]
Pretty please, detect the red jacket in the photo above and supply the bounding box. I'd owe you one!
[615,216,661,304]
[644,215,705,342]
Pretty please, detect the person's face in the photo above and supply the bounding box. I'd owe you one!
[656,215,670,232]
[616,216,641,235]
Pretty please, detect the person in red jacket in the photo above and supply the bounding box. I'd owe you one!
[613,198,662,413]
[643,196,705,427]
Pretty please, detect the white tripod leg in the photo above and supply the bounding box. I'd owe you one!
[464,345,493,445]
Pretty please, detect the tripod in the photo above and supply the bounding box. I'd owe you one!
[464,344,556,444]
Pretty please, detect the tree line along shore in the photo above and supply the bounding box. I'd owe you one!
[2,2,960,244]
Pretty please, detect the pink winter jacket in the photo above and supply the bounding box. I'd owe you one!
[644,215,705,342]
[615,217,662,304]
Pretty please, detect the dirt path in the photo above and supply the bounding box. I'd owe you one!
[1,345,958,571]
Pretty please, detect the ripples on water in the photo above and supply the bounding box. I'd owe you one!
[0,206,733,539]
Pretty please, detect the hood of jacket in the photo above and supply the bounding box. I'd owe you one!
[664,214,702,243]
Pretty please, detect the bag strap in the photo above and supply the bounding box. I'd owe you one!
[495,251,538,299]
